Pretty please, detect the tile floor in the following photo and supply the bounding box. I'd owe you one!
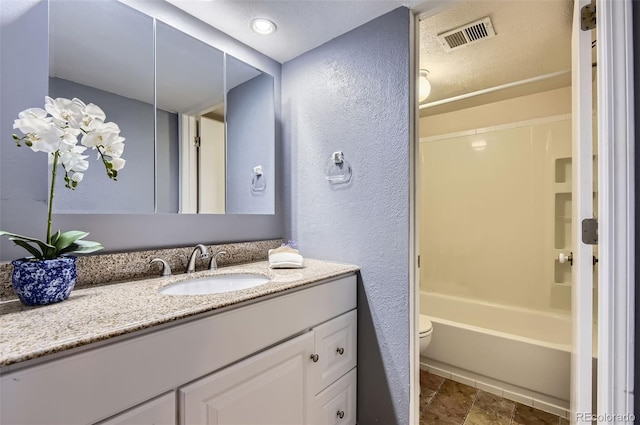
[419,370,569,425]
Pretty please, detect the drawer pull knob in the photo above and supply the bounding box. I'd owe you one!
[336,347,345,355]
[310,354,319,362]
[337,410,345,419]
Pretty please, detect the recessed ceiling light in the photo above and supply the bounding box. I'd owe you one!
[251,18,276,35]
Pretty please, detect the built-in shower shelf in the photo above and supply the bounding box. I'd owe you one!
[554,249,572,285]
[554,183,572,194]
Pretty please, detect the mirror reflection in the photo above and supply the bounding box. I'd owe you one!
[225,55,275,215]
[49,0,155,213]
[48,0,276,215]
[155,21,225,214]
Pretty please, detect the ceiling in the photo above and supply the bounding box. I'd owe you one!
[419,0,573,114]
[166,0,426,64]
[167,0,574,115]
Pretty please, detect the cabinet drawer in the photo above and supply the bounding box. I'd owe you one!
[309,368,357,425]
[309,310,357,394]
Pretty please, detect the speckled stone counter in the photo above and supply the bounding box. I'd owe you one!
[0,258,358,368]
[0,239,283,301]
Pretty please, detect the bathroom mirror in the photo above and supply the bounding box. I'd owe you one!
[48,0,276,215]
[49,0,155,213]
[155,20,225,214]
[224,55,275,215]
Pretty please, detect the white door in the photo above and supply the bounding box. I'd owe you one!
[570,0,595,422]
[199,116,226,214]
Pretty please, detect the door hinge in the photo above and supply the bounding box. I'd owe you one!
[417,255,420,268]
[193,136,201,147]
[582,218,598,245]
[581,2,596,31]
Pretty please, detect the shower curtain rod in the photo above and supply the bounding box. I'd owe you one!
[419,69,571,109]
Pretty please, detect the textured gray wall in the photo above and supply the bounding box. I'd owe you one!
[49,77,156,213]
[282,8,411,424]
[226,73,275,214]
[0,0,283,260]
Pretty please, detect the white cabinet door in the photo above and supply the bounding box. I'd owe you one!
[309,368,357,425]
[180,332,314,425]
[97,392,176,425]
[309,310,357,395]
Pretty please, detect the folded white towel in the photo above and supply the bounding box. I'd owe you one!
[269,247,304,269]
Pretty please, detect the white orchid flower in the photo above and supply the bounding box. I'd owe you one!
[44,96,85,129]
[81,121,121,149]
[81,103,106,131]
[12,96,126,188]
[60,145,89,172]
[30,125,65,154]
[59,129,80,150]
[109,157,126,171]
[4,96,126,260]
[100,134,125,159]
[13,108,52,135]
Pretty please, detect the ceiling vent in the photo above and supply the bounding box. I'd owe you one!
[437,17,496,52]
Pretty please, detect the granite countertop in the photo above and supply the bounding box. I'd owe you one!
[0,259,358,368]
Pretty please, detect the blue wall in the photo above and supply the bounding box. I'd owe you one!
[282,8,412,424]
[0,0,49,260]
[0,0,284,260]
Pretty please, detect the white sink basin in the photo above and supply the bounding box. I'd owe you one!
[159,274,270,295]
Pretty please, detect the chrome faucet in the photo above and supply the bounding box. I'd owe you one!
[209,251,228,270]
[186,244,209,273]
[150,258,172,276]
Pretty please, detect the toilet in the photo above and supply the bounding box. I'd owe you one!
[419,314,433,354]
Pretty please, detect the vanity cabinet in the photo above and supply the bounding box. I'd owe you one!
[181,332,313,424]
[310,310,357,394]
[0,274,357,425]
[308,310,357,425]
[181,310,357,425]
[96,393,176,425]
[311,368,357,425]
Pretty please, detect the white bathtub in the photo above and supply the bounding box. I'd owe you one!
[420,291,571,409]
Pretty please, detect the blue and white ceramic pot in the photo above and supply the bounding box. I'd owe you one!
[11,257,77,306]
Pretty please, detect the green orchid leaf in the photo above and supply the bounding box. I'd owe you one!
[50,230,62,246]
[8,239,44,260]
[43,245,58,260]
[0,231,55,255]
[54,230,90,251]
[58,239,104,255]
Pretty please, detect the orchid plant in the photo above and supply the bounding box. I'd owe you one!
[0,96,126,260]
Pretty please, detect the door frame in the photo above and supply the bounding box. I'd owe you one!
[595,0,635,422]
[410,0,636,423]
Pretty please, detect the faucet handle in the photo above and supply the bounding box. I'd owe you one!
[209,251,228,270]
[150,258,172,276]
